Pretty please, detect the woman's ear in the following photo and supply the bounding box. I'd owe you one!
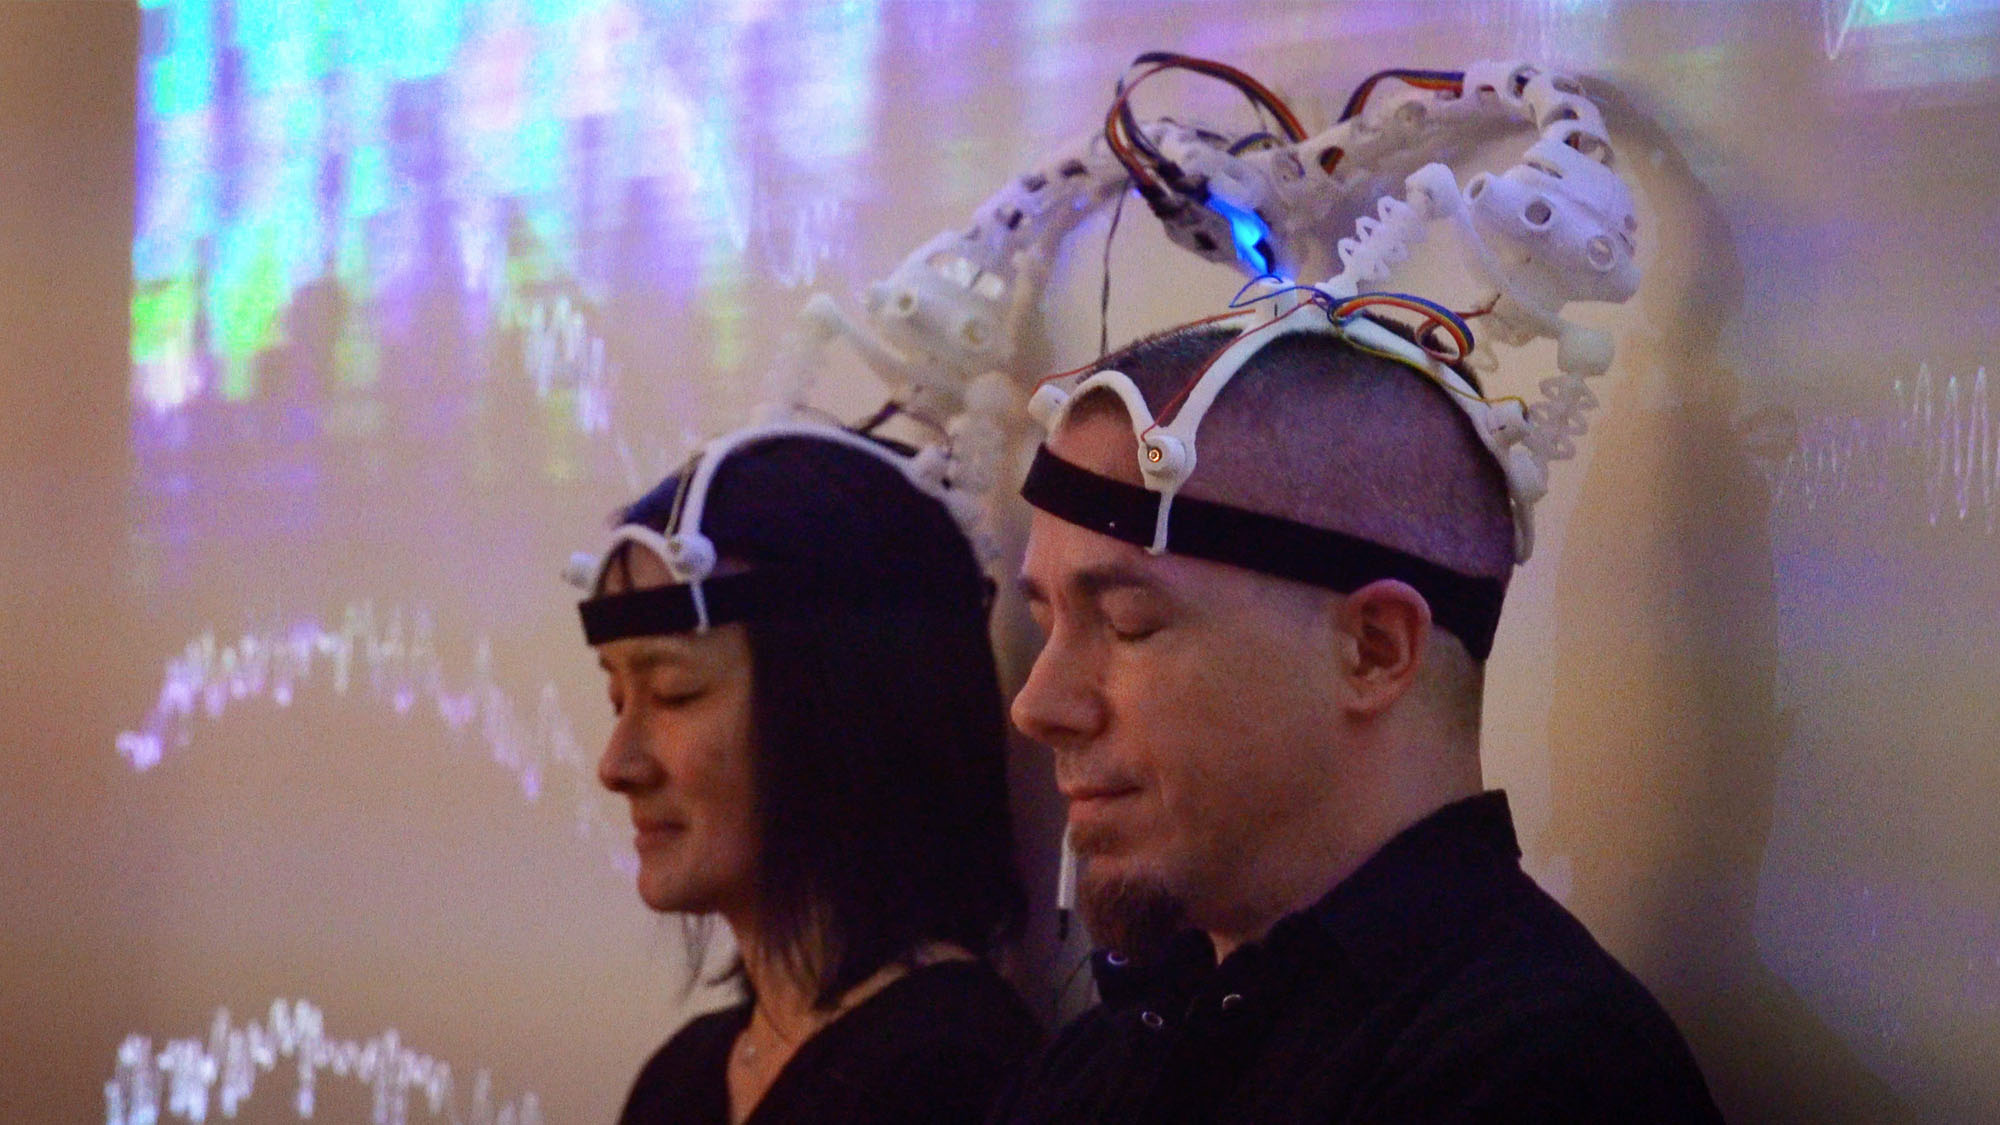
[1329,579,1431,718]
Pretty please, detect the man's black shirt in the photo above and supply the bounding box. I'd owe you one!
[992,792,1723,1123]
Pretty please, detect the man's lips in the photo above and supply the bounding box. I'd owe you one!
[1060,782,1141,804]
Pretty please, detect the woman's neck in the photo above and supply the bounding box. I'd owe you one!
[732,925,825,1041]
[721,913,973,1123]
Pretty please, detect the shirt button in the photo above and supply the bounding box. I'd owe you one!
[1139,1010,1165,1030]
[1220,993,1244,1012]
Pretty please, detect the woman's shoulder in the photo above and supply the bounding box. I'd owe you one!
[849,958,1040,1048]
[759,960,1043,1123]
[617,1003,749,1125]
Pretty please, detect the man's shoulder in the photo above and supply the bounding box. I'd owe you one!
[1351,880,1723,1122]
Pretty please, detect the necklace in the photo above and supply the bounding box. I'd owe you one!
[732,1006,799,1071]
[731,952,955,1073]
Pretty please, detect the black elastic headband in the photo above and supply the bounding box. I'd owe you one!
[582,571,783,645]
[579,568,992,646]
[1020,445,1506,659]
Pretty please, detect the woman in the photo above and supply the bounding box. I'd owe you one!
[578,420,1039,1125]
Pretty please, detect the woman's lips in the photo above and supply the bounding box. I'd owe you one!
[632,820,686,847]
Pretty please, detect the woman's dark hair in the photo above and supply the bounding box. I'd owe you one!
[614,434,1025,1008]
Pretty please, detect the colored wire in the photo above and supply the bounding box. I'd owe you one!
[1338,67,1465,123]
[1142,302,1319,437]
[1331,292,1475,363]
[1104,52,1309,197]
[1124,51,1308,144]
[1227,131,1283,155]
[1320,67,1465,175]
[1344,332,1528,412]
[1104,64,1176,196]
[1227,287,1524,411]
[1032,307,1260,393]
[1227,276,1331,311]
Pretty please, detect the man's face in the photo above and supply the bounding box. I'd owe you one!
[1013,411,1347,949]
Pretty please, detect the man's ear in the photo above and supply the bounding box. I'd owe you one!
[1329,579,1431,717]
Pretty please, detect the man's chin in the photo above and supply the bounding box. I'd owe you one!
[1077,861,1189,964]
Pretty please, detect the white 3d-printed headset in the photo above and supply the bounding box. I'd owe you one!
[798,56,1640,568]
[789,54,1647,930]
[568,411,1007,644]
[595,54,1647,927]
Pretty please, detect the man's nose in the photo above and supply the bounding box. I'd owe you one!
[1011,627,1105,749]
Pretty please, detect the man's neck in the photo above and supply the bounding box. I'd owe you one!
[1203,760,1482,960]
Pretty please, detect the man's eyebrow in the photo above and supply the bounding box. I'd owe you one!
[1076,563,1166,600]
[1016,562,1167,603]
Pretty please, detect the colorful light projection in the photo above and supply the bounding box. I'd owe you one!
[129,0,884,475]
[1827,0,1989,57]
[106,999,541,1125]
[1822,0,2000,91]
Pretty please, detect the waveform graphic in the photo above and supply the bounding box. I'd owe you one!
[105,999,540,1125]
[516,296,614,436]
[1773,364,1996,534]
[116,602,633,876]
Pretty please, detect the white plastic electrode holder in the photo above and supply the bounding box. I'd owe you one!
[1027,383,1070,429]
[563,552,600,591]
[664,532,717,585]
[1139,434,1191,484]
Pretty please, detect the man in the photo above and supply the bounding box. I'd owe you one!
[993,323,1722,1122]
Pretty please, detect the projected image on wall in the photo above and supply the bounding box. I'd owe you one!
[107,1,912,1119]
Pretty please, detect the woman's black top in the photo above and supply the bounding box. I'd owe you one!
[616,959,1040,1124]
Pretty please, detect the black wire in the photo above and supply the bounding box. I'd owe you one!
[1113,68,1166,167]
[1051,949,1096,1025]
[1111,53,1307,201]
[1099,181,1131,359]
[851,400,899,434]
[1129,51,1304,141]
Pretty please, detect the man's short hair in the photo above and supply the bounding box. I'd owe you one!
[1060,321,1518,586]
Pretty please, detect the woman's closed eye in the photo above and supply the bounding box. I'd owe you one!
[650,687,707,709]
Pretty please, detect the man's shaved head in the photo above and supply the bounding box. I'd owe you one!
[1062,321,1518,585]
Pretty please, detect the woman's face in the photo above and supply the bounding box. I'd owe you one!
[594,548,759,919]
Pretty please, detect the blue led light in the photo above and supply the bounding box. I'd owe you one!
[1206,196,1276,278]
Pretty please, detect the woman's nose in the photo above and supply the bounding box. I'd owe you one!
[597,711,661,794]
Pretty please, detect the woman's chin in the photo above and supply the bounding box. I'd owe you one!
[637,869,725,916]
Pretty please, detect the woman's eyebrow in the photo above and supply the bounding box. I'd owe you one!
[602,644,698,676]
